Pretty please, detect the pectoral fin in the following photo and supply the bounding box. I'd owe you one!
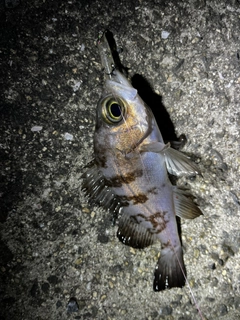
[173,188,203,219]
[164,147,201,177]
[140,142,200,177]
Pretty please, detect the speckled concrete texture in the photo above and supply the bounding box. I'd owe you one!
[0,0,240,319]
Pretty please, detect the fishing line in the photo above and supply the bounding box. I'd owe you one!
[163,225,205,320]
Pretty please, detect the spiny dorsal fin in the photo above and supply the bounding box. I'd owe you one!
[81,162,123,221]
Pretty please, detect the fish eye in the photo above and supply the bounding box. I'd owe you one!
[102,97,126,124]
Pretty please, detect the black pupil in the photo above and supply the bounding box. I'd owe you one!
[110,103,122,118]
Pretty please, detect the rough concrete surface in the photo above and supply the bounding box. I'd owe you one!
[0,0,240,319]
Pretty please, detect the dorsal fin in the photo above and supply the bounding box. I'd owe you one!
[81,162,124,221]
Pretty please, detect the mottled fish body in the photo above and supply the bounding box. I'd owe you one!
[82,31,203,291]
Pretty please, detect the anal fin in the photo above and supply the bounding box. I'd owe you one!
[173,188,203,219]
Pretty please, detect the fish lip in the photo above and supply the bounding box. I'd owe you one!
[105,77,138,101]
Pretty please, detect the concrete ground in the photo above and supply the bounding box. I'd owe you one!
[0,0,240,319]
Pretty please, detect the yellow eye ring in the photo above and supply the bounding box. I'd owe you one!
[101,97,126,124]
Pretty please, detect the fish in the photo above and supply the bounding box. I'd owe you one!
[81,30,203,291]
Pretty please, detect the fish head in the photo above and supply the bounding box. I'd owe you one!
[95,70,152,155]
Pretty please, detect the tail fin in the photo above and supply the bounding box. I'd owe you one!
[153,246,186,291]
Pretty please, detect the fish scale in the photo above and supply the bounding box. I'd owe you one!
[81,30,203,291]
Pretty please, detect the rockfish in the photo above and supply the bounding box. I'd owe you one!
[82,31,203,291]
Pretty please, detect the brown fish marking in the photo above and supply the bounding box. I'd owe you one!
[147,187,159,195]
[95,152,108,168]
[136,211,169,234]
[126,193,148,204]
[107,169,144,187]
